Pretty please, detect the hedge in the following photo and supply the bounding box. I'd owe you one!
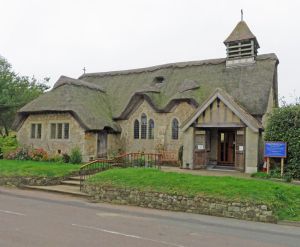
[265,105,300,179]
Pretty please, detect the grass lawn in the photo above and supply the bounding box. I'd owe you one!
[86,168,300,221]
[0,160,81,177]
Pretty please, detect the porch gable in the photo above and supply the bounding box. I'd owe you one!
[182,88,262,132]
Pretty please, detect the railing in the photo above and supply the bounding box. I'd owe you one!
[79,152,162,190]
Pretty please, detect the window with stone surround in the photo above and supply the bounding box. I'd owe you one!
[134,120,139,139]
[141,113,147,139]
[148,119,154,139]
[172,118,179,140]
[30,123,42,139]
[50,123,69,140]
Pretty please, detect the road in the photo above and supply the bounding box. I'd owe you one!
[0,187,299,247]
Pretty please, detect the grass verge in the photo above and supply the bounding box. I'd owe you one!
[0,160,80,178]
[86,168,300,221]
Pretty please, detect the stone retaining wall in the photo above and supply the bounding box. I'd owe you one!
[84,185,277,223]
[0,177,63,187]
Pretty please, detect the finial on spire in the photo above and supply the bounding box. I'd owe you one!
[241,9,243,21]
[83,67,86,74]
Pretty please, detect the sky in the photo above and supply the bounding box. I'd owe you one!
[0,0,299,103]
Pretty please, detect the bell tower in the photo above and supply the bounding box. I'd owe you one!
[224,11,260,67]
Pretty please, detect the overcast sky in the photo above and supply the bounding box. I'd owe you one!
[1,0,299,102]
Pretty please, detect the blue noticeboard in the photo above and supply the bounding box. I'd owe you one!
[264,142,287,158]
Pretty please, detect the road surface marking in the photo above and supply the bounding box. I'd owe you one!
[96,212,152,221]
[0,209,26,216]
[72,223,185,247]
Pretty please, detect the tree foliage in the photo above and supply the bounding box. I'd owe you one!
[265,105,300,179]
[0,56,49,136]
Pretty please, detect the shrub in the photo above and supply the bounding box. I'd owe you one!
[265,105,300,179]
[0,134,18,155]
[5,147,30,160]
[28,148,48,161]
[69,147,82,164]
[62,153,70,163]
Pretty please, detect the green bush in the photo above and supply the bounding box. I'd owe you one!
[62,153,70,163]
[0,134,18,155]
[69,147,82,164]
[265,105,300,179]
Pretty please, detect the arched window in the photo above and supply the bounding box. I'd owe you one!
[148,119,154,139]
[172,118,179,140]
[134,120,139,139]
[141,113,147,139]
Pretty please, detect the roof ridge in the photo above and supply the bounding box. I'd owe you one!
[53,75,105,92]
[79,53,277,79]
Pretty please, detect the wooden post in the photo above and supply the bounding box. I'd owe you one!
[281,158,284,177]
[266,157,270,174]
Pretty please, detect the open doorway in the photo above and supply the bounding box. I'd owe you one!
[218,131,235,165]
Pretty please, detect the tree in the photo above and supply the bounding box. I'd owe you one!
[0,56,49,136]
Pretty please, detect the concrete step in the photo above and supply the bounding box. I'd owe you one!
[22,185,88,198]
[61,180,81,187]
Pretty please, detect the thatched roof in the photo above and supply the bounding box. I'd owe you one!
[17,53,278,131]
[224,21,259,46]
[18,77,119,131]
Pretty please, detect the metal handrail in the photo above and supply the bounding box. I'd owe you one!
[79,152,162,190]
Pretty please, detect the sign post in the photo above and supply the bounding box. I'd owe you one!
[264,142,287,176]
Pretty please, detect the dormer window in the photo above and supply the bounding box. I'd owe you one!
[153,76,165,84]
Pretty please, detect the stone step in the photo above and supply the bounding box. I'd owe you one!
[22,185,88,198]
[68,176,82,181]
[61,180,81,187]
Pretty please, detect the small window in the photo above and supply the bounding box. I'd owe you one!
[57,123,63,139]
[141,113,147,139]
[37,124,42,139]
[31,124,36,139]
[64,123,69,139]
[50,123,56,139]
[134,120,139,139]
[30,123,42,139]
[154,76,165,84]
[172,118,179,140]
[148,119,154,139]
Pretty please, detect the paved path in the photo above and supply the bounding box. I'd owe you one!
[161,166,251,178]
[0,187,299,247]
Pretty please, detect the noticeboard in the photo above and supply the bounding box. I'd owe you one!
[264,142,287,158]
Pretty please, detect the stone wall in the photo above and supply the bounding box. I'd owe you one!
[84,185,277,223]
[118,100,196,154]
[0,177,63,187]
[17,113,95,162]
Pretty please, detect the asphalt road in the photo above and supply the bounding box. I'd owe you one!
[0,188,299,247]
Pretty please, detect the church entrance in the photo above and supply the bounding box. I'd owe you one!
[218,131,235,165]
[97,131,107,158]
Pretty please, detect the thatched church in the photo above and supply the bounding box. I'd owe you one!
[16,19,279,173]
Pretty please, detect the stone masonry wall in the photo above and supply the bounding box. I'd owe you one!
[118,100,196,154]
[17,113,96,161]
[84,185,277,223]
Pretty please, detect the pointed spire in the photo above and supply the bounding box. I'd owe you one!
[241,9,243,21]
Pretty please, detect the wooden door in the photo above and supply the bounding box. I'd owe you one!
[218,131,235,165]
[193,131,207,169]
[97,131,107,158]
[235,130,245,171]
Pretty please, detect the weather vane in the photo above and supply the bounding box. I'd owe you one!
[83,67,86,74]
[241,9,243,21]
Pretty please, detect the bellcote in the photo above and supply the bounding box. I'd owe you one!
[224,20,260,68]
